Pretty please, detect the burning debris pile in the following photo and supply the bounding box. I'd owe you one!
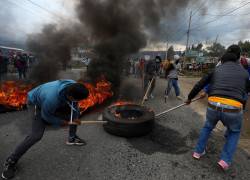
[78,78,113,113]
[0,81,33,111]
[0,79,113,114]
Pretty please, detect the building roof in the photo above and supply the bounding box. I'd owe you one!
[0,46,24,52]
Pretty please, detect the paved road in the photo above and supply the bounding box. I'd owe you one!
[0,76,250,180]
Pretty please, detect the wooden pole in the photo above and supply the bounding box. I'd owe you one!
[80,120,108,125]
[142,62,145,95]
[141,77,155,105]
[155,96,203,117]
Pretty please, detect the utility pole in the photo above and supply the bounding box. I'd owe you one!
[166,35,169,60]
[186,11,192,53]
[215,34,219,44]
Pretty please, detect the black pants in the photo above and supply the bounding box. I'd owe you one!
[18,68,26,79]
[8,106,77,163]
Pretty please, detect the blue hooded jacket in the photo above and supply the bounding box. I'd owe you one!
[27,79,80,126]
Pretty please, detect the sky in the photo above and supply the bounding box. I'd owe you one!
[1,0,250,51]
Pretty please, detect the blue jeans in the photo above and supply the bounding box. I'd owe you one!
[165,78,180,96]
[195,102,243,164]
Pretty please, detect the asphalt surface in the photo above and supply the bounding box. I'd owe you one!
[0,74,250,180]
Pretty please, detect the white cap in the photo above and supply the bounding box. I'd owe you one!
[174,55,180,60]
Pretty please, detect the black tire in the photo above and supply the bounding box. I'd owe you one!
[103,104,155,137]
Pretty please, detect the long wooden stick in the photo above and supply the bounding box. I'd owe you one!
[80,120,108,125]
[70,102,73,124]
[141,77,155,105]
[155,96,203,117]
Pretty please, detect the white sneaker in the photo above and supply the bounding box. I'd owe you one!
[176,96,183,100]
[164,95,168,103]
[150,94,154,99]
[192,151,206,160]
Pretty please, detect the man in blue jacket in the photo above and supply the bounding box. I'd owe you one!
[2,79,89,179]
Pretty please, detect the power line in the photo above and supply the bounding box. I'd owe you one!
[192,0,210,17]
[202,12,250,16]
[170,0,211,45]
[4,0,51,35]
[191,1,250,31]
[6,0,56,22]
[25,0,65,21]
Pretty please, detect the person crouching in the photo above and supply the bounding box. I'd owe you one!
[2,79,89,179]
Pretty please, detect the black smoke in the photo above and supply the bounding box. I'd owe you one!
[27,23,87,83]
[27,0,212,84]
[77,0,146,86]
[76,0,203,86]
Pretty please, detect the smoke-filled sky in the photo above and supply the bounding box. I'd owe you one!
[1,0,250,50]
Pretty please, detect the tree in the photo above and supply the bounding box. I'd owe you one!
[206,43,226,57]
[191,43,203,51]
[167,46,174,60]
[196,43,203,51]
[238,41,250,55]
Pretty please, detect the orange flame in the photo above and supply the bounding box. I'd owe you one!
[0,79,113,112]
[110,101,136,107]
[78,79,113,113]
[0,81,33,109]
[109,101,138,119]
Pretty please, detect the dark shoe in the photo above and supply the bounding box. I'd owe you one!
[1,158,17,179]
[66,136,86,146]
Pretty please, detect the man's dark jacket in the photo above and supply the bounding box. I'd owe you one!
[145,60,157,75]
[188,61,250,104]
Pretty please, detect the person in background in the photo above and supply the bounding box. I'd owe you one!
[185,45,250,171]
[240,52,249,70]
[155,56,162,76]
[247,57,250,76]
[134,60,140,78]
[139,58,145,78]
[0,50,4,81]
[165,55,182,101]
[0,50,8,81]
[129,58,135,75]
[1,80,89,179]
[14,53,27,80]
[144,58,157,100]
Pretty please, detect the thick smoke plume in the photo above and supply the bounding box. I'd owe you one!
[27,24,86,83]
[77,0,202,86]
[27,0,210,84]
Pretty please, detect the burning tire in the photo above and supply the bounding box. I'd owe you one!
[103,104,155,137]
